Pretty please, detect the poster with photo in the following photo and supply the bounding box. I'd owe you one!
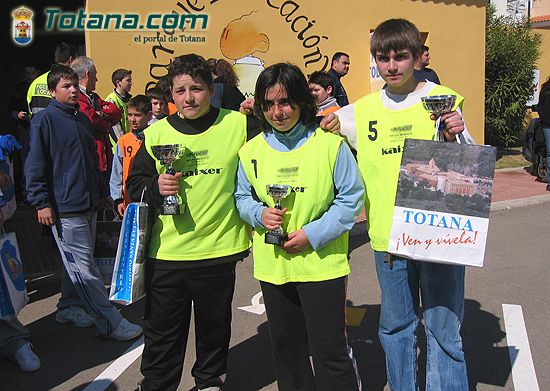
[388,139,497,267]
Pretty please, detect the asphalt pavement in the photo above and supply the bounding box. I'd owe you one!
[2,167,549,391]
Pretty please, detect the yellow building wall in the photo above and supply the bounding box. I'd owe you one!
[536,29,550,88]
[532,0,550,16]
[86,0,486,142]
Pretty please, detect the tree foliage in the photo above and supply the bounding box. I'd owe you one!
[485,2,541,147]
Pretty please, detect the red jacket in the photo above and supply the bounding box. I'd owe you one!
[77,91,121,173]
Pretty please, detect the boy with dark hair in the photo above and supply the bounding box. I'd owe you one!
[145,87,167,125]
[25,65,142,342]
[336,18,473,390]
[308,70,340,116]
[236,62,364,390]
[127,53,251,391]
[110,94,152,216]
[414,44,441,84]
[106,68,133,139]
[26,42,78,116]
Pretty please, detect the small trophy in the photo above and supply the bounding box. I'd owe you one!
[265,184,291,245]
[151,144,186,215]
[421,95,456,141]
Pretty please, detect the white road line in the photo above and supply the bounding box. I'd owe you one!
[82,337,144,391]
[502,304,540,391]
[238,291,266,315]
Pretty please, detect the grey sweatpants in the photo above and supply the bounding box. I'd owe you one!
[51,212,122,336]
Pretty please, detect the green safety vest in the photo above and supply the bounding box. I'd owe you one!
[354,85,464,251]
[105,91,130,135]
[239,128,350,284]
[26,71,51,116]
[144,109,251,261]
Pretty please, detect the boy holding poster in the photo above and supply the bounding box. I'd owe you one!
[336,19,474,390]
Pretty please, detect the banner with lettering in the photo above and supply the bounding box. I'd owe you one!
[81,0,485,143]
[388,139,496,267]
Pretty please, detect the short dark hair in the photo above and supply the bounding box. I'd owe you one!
[370,18,423,60]
[331,52,349,64]
[155,76,172,102]
[308,71,334,92]
[111,69,132,87]
[146,87,167,103]
[54,42,78,64]
[127,94,152,114]
[253,63,317,129]
[208,58,240,87]
[47,64,79,91]
[422,44,429,52]
[168,54,212,88]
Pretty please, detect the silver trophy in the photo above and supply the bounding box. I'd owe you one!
[265,184,291,245]
[421,95,456,140]
[151,144,186,215]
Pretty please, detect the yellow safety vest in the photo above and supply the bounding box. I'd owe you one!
[239,128,350,284]
[144,110,251,260]
[26,71,51,116]
[355,85,463,251]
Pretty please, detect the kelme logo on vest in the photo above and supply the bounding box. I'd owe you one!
[381,144,403,156]
[11,6,34,46]
[181,167,223,178]
[291,186,307,193]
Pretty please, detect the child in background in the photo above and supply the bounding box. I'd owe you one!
[106,69,133,141]
[308,71,340,116]
[145,88,167,125]
[110,95,152,217]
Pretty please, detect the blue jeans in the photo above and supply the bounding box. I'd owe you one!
[374,252,468,391]
[543,126,550,184]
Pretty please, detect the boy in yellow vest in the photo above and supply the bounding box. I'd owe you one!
[336,19,474,390]
[105,69,132,143]
[235,63,365,390]
[109,95,151,217]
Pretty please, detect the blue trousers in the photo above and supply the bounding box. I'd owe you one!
[51,213,122,336]
[374,252,468,391]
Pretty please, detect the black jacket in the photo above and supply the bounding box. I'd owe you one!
[328,68,349,107]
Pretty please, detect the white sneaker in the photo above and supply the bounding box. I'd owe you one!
[198,388,221,391]
[109,318,142,341]
[56,306,94,327]
[13,342,41,372]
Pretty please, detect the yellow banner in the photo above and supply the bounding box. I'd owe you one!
[86,0,485,141]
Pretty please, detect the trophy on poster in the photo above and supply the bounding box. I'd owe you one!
[151,144,186,215]
[421,95,456,141]
[265,184,291,245]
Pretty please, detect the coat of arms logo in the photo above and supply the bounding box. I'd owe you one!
[12,6,34,46]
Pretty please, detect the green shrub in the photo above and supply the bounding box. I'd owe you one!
[485,2,541,147]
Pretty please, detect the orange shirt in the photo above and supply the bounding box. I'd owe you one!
[168,102,178,115]
[118,132,143,206]
[317,105,340,117]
